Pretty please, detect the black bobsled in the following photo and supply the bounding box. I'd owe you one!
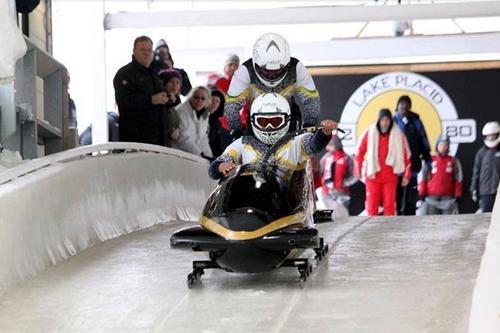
[170,126,338,287]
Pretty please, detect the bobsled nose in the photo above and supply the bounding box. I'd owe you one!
[225,208,272,232]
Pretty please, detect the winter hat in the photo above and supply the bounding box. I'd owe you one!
[159,69,182,84]
[378,108,393,120]
[377,108,393,133]
[435,135,450,147]
[435,135,450,154]
[155,39,169,52]
[155,39,175,65]
[396,95,412,109]
[225,54,240,66]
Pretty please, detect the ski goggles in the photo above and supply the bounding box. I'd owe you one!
[252,113,289,130]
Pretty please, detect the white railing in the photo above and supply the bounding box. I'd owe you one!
[0,142,208,185]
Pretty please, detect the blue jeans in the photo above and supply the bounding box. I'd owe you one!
[479,193,497,213]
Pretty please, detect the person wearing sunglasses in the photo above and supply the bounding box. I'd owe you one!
[209,93,336,180]
[223,32,321,142]
[171,86,213,160]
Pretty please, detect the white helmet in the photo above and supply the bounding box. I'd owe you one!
[250,93,291,145]
[252,33,291,88]
[482,121,500,148]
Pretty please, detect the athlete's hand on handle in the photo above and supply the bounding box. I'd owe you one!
[219,162,237,176]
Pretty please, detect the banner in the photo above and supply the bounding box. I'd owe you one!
[313,64,500,213]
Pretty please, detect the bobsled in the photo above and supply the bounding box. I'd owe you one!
[170,126,336,287]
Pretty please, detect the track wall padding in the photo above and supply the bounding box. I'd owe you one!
[0,151,215,295]
[468,184,500,333]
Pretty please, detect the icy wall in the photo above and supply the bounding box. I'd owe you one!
[0,148,215,295]
[468,184,500,333]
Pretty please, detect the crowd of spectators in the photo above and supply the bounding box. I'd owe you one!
[107,34,498,216]
[317,96,499,216]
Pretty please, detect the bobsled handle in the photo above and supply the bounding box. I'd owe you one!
[303,125,345,134]
[263,125,345,162]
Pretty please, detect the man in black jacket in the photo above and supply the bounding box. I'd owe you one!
[113,36,168,145]
[471,121,500,213]
[393,95,432,215]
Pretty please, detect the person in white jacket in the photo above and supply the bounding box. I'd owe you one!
[172,86,213,159]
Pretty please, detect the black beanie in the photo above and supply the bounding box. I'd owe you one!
[378,108,392,120]
[377,108,393,133]
[396,95,412,109]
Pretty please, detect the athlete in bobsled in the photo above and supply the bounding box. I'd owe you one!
[211,93,335,182]
[223,32,321,141]
[417,135,463,215]
[170,93,337,287]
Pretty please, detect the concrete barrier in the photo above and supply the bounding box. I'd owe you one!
[0,144,215,296]
[468,184,500,333]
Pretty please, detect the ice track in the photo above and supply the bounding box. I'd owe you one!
[0,214,489,333]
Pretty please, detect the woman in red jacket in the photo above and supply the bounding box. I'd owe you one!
[355,109,412,216]
[417,135,463,215]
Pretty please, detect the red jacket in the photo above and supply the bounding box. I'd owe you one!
[355,130,412,182]
[320,150,355,194]
[418,154,463,197]
[215,76,231,94]
[215,75,249,131]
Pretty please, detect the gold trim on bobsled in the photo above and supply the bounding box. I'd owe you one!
[199,212,306,241]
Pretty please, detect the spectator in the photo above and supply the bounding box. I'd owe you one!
[316,133,357,212]
[171,86,213,159]
[208,88,225,157]
[224,32,320,138]
[113,36,166,146]
[79,112,120,146]
[471,121,500,213]
[355,109,412,216]
[62,68,77,129]
[417,135,462,215]
[151,39,192,96]
[159,69,182,147]
[209,93,337,182]
[207,54,240,150]
[393,95,432,215]
[207,54,240,93]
